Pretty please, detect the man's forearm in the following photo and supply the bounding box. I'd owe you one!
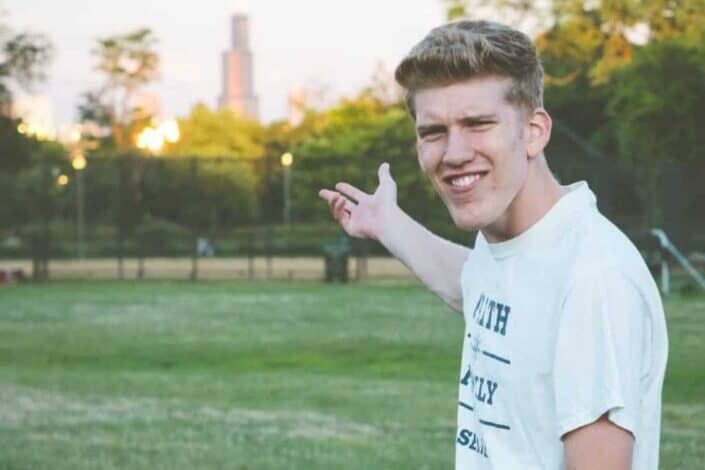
[376,205,469,312]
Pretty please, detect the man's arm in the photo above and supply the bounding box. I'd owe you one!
[375,203,468,312]
[319,163,468,312]
[563,414,634,470]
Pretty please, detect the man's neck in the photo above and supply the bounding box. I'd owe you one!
[482,159,565,243]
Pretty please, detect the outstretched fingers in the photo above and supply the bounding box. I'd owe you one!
[333,194,353,216]
[335,182,368,203]
[319,188,338,202]
[319,189,354,221]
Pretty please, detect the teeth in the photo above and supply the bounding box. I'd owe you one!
[451,174,481,188]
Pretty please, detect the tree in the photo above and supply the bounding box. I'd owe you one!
[0,15,53,106]
[155,103,267,228]
[165,103,264,158]
[78,28,159,150]
[0,12,53,170]
[444,0,469,20]
[0,115,37,171]
[606,39,705,226]
[441,0,554,35]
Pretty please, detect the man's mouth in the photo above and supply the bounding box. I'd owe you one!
[444,171,489,192]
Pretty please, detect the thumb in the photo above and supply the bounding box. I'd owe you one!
[378,162,394,185]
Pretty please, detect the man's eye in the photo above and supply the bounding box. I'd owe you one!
[467,121,493,130]
[421,130,444,140]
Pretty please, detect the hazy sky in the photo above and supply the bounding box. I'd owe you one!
[5,0,446,127]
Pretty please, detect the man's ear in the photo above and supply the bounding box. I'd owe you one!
[526,108,552,159]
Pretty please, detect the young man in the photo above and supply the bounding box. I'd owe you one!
[319,20,668,469]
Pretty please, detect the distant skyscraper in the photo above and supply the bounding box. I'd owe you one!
[218,13,259,120]
[287,86,308,127]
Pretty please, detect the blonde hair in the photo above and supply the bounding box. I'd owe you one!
[395,20,543,119]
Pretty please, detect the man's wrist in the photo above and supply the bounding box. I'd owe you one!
[374,203,406,247]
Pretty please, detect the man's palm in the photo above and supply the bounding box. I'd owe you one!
[319,163,397,241]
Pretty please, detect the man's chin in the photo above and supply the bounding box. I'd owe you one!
[450,212,486,232]
[443,198,491,231]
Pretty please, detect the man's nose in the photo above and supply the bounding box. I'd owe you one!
[443,127,475,167]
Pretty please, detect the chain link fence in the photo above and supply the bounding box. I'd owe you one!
[2,141,704,281]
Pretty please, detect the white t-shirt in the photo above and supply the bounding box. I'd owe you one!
[456,181,668,469]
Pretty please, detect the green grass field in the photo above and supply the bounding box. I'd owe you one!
[1,281,703,469]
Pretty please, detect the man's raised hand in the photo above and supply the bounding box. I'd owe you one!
[318,162,398,241]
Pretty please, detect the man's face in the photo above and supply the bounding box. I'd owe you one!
[414,75,531,232]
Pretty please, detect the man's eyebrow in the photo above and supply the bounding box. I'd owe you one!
[458,114,498,124]
[416,123,446,133]
[416,114,499,133]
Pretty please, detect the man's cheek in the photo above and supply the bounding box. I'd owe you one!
[418,157,433,175]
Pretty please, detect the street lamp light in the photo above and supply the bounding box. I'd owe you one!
[281,152,294,224]
[281,152,293,167]
[17,120,54,141]
[71,149,87,259]
[71,153,87,170]
[59,124,98,261]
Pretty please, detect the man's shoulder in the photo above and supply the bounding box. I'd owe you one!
[570,208,641,264]
[562,210,650,281]
[562,208,658,300]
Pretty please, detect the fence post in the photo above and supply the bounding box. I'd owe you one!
[248,232,254,280]
[36,156,51,280]
[660,256,670,295]
[116,156,125,280]
[137,156,147,280]
[266,226,273,280]
[75,164,85,259]
[190,158,199,281]
[264,155,273,280]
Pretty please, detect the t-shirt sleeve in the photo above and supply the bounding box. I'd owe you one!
[553,268,649,440]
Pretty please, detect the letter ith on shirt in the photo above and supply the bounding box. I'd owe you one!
[472,294,511,336]
[460,364,499,406]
